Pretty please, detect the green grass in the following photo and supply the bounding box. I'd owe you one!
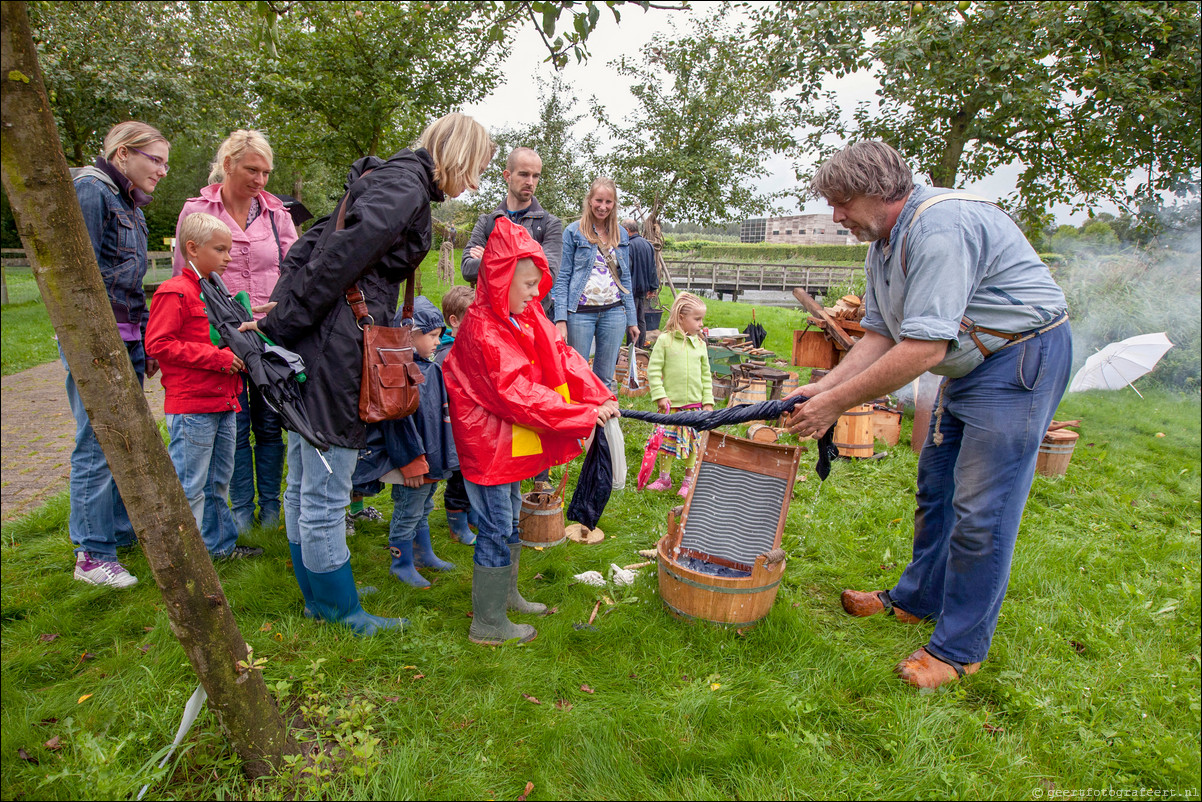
[3,251,1200,799]
[2,386,1199,799]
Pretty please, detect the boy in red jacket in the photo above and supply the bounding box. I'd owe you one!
[146,212,260,560]
[444,218,619,645]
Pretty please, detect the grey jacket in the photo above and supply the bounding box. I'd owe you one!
[461,197,562,314]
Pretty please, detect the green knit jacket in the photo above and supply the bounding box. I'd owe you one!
[647,330,714,407]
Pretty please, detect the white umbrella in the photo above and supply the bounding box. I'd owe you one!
[1069,332,1174,398]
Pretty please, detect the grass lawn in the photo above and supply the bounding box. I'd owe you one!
[2,254,1199,799]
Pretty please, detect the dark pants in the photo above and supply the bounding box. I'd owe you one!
[444,470,470,512]
[632,294,650,348]
[229,382,285,530]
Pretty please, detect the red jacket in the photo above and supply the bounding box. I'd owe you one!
[145,269,242,414]
[444,218,613,485]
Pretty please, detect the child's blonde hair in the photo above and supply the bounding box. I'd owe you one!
[441,285,473,322]
[179,212,231,251]
[662,292,706,336]
[208,129,274,183]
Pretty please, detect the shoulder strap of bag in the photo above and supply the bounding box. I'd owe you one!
[899,192,998,277]
[338,169,416,327]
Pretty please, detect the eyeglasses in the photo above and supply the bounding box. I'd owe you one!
[129,147,169,173]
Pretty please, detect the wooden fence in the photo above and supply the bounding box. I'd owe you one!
[662,259,860,301]
[2,249,177,304]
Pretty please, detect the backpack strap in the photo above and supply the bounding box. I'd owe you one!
[899,192,998,278]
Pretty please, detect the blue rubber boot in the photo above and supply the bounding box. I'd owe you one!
[446,509,476,545]
[289,542,316,619]
[467,507,480,532]
[307,560,406,636]
[414,522,456,572]
[389,540,431,589]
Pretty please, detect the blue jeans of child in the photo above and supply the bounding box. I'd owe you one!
[889,322,1072,665]
[167,412,238,557]
[229,383,285,531]
[388,481,438,546]
[463,479,522,568]
[62,341,144,561]
[283,435,357,573]
[566,305,627,392]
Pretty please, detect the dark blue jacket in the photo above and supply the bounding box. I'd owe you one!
[628,233,659,296]
[382,297,458,480]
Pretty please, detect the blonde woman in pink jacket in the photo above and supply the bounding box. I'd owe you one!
[173,129,298,534]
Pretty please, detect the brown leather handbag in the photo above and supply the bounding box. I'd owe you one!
[332,174,424,422]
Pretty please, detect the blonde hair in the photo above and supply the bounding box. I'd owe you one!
[208,129,274,184]
[179,212,232,251]
[662,292,706,336]
[102,121,168,161]
[441,285,473,322]
[580,177,621,247]
[810,141,915,204]
[416,113,495,196]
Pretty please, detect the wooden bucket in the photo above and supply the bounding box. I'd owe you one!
[872,406,902,446]
[779,372,801,398]
[730,379,767,405]
[747,423,778,443]
[1036,429,1078,477]
[656,534,786,629]
[712,375,731,401]
[832,404,874,458]
[519,492,566,548]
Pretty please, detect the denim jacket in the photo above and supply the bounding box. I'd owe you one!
[552,221,636,327]
[71,162,150,342]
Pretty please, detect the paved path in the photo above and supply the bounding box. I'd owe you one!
[0,361,165,522]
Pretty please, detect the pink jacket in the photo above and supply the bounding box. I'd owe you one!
[172,185,299,319]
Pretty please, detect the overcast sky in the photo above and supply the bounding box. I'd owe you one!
[461,3,1115,225]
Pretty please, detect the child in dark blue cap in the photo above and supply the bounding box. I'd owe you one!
[382,295,460,588]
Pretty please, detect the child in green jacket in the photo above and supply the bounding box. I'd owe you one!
[645,292,713,496]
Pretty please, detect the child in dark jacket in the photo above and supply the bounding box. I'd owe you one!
[146,212,259,559]
[383,296,460,588]
[435,285,476,544]
[444,218,618,645]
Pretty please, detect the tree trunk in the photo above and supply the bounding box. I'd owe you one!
[929,105,977,188]
[1,1,297,778]
[292,175,303,204]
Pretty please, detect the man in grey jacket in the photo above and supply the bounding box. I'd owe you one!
[461,147,562,317]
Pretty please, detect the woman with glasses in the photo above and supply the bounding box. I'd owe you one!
[66,121,170,589]
[172,130,298,538]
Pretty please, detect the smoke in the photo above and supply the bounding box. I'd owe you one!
[1054,225,1202,394]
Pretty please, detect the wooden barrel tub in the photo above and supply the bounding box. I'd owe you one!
[833,403,875,458]
[519,492,566,548]
[1036,429,1079,477]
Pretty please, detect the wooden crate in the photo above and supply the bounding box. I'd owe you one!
[792,329,840,369]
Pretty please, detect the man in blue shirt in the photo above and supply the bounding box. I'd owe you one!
[622,218,659,347]
[787,141,1072,689]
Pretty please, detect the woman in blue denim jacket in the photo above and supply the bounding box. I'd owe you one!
[66,121,170,590]
[552,177,639,392]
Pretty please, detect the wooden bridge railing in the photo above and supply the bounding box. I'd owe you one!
[662,259,860,300]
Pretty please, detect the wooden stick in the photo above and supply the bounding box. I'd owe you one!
[794,288,854,350]
[587,600,602,626]
[622,561,653,571]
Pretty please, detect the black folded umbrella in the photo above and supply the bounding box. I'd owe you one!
[743,308,767,348]
[273,193,314,226]
[200,271,329,453]
[567,396,839,531]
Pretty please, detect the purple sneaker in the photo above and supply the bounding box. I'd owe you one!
[74,552,138,589]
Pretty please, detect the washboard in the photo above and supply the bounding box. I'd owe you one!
[656,432,803,628]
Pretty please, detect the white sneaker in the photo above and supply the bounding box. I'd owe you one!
[73,552,138,589]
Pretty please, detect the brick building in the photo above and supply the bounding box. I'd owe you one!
[741,214,856,245]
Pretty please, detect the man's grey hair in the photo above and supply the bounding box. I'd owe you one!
[810,141,915,203]
[621,218,640,234]
[506,146,541,172]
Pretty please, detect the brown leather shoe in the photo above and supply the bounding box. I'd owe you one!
[840,589,924,624]
[894,647,980,689]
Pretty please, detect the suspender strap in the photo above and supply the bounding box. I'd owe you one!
[899,192,998,277]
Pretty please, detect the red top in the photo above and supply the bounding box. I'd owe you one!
[444,218,613,485]
[146,270,243,414]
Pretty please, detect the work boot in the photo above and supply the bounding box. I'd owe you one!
[389,541,431,589]
[469,563,537,645]
[446,508,476,545]
[506,542,546,615]
[288,542,316,619]
[414,523,456,572]
[307,560,406,636]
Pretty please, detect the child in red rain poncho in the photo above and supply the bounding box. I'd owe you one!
[444,217,619,645]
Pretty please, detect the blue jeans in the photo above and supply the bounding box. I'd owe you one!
[283,436,357,573]
[463,479,522,568]
[62,341,144,560]
[167,412,238,557]
[890,323,1072,664]
[388,481,438,545]
[229,383,285,530]
[566,305,627,392]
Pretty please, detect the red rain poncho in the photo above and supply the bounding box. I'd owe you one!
[444,218,614,485]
